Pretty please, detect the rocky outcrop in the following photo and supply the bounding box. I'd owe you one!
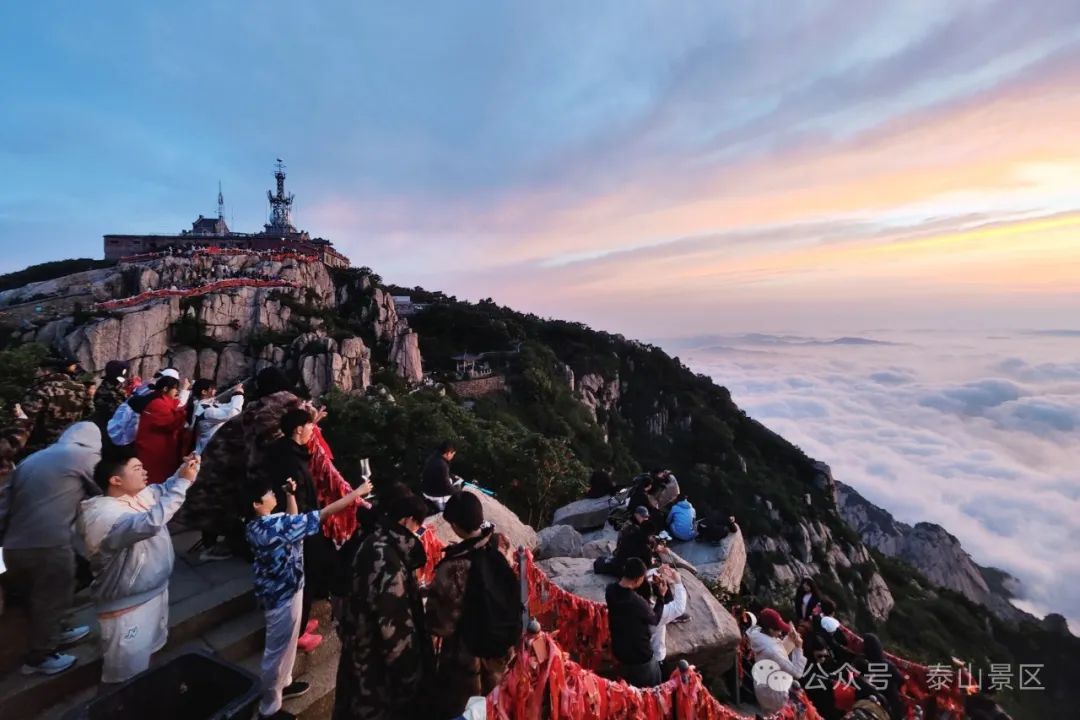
[537,557,742,676]
[389,329,424,383]
[667,529,747,595]
[551,496,620,532]
[835,481,1028,623]
[7,255,399,395]
[429,489,538,551]
[576,372,620,420]
[535,524,583,560]
[744,514,896,623]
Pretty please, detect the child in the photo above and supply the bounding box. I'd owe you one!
[246,477,368,720]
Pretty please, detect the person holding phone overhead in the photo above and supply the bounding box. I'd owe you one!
[264,408,372,653]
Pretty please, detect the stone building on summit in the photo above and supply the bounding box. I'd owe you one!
[103,161,350,267]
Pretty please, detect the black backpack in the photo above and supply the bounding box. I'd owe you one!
[459,542,523,658]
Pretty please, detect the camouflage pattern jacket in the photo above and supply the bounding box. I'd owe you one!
[425,526,510,718]
[333,519,433,720]
[183,390,303,536]
[92,379,127,433]
[21,372,93,452]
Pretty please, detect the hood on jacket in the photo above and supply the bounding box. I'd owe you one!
[104,360,129,381]
[56,421,103,453]
[440,524,494,563]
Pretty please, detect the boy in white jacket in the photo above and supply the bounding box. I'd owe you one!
[78,453,200,684]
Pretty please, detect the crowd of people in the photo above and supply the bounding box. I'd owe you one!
[121,244,318,264]
[0,356,526,720]
[0,351,1012,720]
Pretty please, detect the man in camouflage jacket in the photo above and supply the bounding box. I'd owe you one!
[333,495,433,720]
[91,360,130,435]
[21,359,93,453]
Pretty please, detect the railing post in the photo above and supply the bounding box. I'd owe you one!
[517,545,529,632]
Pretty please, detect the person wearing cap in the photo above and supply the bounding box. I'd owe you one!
[426,491,512,717]
[333,485,434,720]
[605,557,668,687]
[134,374,191,485]
[749,607,807,677]
[748,607,806,712]
[93,360,130,437]
[19,354,94,454]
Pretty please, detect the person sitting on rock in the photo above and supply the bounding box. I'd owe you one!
[647,469,680,510]
[748,608,807,712]
[695,504,737,543]
[666,494,697,541]
[585,468,615,499]
[606,558,668,687]
[609,506,658,573]
[628,475,665,530]
[420,439,461,513]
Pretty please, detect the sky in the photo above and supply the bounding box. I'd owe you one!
[2,1,1080,337]
[674,330,1080,630]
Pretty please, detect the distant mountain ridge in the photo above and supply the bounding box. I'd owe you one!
[835,480,1032,624]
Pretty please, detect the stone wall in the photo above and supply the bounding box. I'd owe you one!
[448,374,507,398]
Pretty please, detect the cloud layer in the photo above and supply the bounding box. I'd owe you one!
[675,330,1080,630]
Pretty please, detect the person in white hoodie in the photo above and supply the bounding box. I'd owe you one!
[649,565,688,671]
[78,452,200,684]
[185,379,245,454]
[747,607,807,713]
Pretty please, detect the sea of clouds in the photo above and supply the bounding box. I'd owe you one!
[667,329,1080,631]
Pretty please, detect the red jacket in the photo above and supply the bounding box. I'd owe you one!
[135,394,186,484]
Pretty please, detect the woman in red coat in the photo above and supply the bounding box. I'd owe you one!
[135,375,190,484]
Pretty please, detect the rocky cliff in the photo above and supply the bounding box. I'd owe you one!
[0,254,422,394]
[835,481,1029,623]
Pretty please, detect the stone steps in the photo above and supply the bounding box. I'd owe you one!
[234,600,340,720]
[0,530,258,720]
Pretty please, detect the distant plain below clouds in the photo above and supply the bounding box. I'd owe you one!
[666,330,1080,631]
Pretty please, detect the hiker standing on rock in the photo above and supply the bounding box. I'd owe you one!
[426,492,519,717]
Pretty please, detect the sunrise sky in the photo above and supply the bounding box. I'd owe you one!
[3,1,1080,336]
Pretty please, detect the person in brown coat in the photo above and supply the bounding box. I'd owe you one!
[425,492,511,717]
